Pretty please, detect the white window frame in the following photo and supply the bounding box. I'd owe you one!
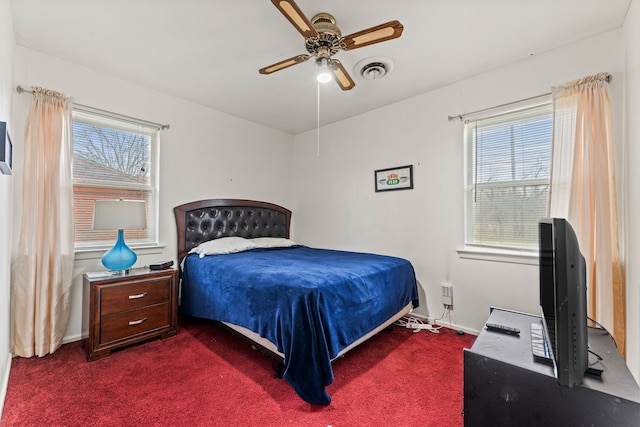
[459,101,553,264]
[72,109,160,254]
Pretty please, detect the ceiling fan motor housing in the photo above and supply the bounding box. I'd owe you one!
[305,13,342,57]
[311,13,341,37]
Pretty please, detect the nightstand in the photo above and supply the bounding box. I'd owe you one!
[82,267,178,361]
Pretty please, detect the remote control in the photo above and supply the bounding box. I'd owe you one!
[149,260,174,270]
[485,323,520,335]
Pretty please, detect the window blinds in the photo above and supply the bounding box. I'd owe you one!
[465,103,553,249]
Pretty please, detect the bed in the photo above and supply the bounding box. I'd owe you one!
[174,199,419,404]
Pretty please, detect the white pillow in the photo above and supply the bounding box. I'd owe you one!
[189,236,257,258]
[251,237,298,249]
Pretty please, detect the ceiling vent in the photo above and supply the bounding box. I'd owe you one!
[355,57,395,80]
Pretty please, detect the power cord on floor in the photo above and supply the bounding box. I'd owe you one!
[436,305,456,329]
[394,315,441,334]
[433,305,467,336]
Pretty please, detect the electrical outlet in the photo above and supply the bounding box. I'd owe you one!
[441,283,453,307]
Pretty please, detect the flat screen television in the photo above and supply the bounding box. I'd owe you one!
[538,217,588,387]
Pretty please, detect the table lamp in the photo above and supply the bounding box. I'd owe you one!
[93,199,147,274]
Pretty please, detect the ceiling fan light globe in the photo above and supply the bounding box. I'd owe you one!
[317,72,333,83]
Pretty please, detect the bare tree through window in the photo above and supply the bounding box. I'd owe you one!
[72,116,157,246]
[74,122,150,181]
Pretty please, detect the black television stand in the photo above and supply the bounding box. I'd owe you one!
[464,307,640,426]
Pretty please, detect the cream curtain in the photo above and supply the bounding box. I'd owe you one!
[12,87,75,357]
[548,72,625,356]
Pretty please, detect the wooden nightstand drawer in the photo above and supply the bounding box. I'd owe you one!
[101,303,170,344]
[82,268,178,361]
[101,278,170,316]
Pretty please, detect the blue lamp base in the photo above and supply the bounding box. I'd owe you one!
[102,229,137,273]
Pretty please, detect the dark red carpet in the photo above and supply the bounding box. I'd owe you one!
[1,317,475,426]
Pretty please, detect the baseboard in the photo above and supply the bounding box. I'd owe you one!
[407,311,480,336]
[0,352,12,422]
[406,311,428,321]
[62,333,82,345]
[442,324,479,336]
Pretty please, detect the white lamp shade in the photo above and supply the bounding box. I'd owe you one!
[93,199,147,231]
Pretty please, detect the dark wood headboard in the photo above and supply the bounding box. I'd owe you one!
[173,199,292,269]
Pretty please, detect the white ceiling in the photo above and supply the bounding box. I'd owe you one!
[10,0,632,135]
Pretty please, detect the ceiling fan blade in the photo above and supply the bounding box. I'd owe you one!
[342,20,404,50]
[330,60,356,91]
[259,54,311,75]
[271,0,318,38]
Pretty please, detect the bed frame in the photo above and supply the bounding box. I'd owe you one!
[173,198,411,378]
[174,199,293,375]
[174,198,291,271]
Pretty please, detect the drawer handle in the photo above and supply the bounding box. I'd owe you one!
[128,318,147,326]
[128,292,147,300]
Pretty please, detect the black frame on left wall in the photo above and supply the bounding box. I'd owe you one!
[0,121,12,175]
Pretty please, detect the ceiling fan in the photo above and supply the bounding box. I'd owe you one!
[259,0,404,90]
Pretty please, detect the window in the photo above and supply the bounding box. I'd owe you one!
[464,102,552,251]
[72,110,159,249]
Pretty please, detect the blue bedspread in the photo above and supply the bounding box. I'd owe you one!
[180,246,418,404]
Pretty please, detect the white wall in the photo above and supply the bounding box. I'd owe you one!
[0,0,13,417]
[0,0,14,416]
[624,0,640,382]
[11,47,295,343]
[293,30,627,341]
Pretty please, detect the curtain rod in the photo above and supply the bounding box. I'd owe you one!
[447,73,612,122]
[15,85,170,131]
[447,92,551,122]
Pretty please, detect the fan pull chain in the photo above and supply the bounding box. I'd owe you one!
[317,81,321,157]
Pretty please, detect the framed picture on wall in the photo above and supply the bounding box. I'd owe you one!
[375,165,413,192]
[0,121,12,175]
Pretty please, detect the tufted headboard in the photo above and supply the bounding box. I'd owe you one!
[173,199,291,270]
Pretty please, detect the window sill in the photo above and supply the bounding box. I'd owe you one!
[75,244,165,261]
[456,246,538,265]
